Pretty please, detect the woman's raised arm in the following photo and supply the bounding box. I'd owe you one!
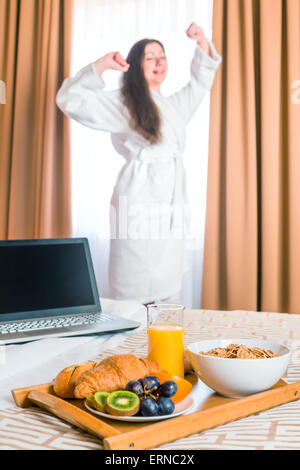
[168,23,222,124]
[56,52,130,133]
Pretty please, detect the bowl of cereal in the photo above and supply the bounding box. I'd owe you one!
[187,339,291,398]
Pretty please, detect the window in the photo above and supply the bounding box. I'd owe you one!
[71,0,213,308]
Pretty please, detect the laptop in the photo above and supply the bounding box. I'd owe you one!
[0,238,140,344]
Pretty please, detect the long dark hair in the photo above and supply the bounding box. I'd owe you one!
[120,39,165,144]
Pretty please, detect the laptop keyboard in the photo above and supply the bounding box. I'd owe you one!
[0,312,115,335]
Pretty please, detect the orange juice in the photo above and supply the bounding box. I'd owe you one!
[147,324,185,378]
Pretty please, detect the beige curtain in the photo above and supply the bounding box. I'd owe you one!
[202,0,300,313]
[0,0,73,239]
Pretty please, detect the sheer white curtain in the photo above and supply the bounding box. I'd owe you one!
[71,0,213,308]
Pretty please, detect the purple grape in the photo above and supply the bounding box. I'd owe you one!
[156,381,177,398]
[140,397,159,416]
[139,375,160,391]
[157,396,175,415]
[125,380,144,397]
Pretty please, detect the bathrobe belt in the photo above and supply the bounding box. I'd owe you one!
[136,148,184,232]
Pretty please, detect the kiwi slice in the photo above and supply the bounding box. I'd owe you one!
[85,394,95,409]
[105,390,140,416]
[93,391,110,412]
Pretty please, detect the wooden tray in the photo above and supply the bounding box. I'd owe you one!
[12,376,300,450]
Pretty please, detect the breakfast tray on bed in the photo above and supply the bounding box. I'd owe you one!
[11,375,300,450]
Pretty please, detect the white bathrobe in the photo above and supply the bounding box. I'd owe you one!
[56,41,222,304]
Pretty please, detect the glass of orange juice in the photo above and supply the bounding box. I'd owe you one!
[147,304,185,378]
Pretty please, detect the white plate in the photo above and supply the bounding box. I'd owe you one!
[84,395,194,422]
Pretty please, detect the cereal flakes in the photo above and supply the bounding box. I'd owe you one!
[199,343,276,359]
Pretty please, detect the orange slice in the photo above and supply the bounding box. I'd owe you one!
[150,371,193,404]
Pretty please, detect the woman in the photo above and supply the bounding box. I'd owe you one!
[56,22,222,305]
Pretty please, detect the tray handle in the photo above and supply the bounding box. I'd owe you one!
[27,390,120,440]
[103,380,300,450]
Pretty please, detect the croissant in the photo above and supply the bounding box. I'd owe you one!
[53,354,162,399]
[74,354,162,399]
[53,361,99,398]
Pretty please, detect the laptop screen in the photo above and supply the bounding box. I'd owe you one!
[0,238,101,321]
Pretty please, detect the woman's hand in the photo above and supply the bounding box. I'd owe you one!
[94,52,130,76]
[186,22,211,56]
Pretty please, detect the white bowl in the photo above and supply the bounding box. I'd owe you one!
[187,338,291,398]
